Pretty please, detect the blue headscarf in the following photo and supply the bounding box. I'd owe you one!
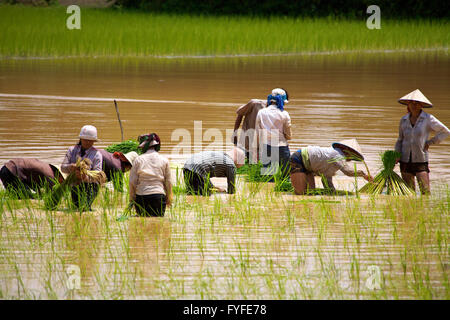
[267,94,286,110]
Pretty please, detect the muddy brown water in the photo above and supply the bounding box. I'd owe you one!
[0,51,449,299]
[1,51,449,182]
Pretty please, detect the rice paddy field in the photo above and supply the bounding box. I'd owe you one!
[0,172,449,299]
[0,5,449,57]
[1,3,449,301]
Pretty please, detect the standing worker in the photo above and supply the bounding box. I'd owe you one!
[232,98,267,164]
[395,89,450,194]
[289,139,372,195]
[256,88,292,179]
[0,158,64,198]
[61,125,104,211]
[129,133,172,217]
[98,149,138,192]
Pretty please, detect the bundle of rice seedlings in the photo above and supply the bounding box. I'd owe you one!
[359,150,414,195]
[106,140,141,154]
[44,158,106,210]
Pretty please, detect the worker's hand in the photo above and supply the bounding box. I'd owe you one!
[424,142,430,152]
[364,173,373,182]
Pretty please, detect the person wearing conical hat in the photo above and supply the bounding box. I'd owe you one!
[395,89,450,194]
[289,139,372,195]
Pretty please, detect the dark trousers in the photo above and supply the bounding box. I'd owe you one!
[0,165,34,198]
[183,169,211,196]
[261,145,291,179]
[135,194,166,217]
[71,182,100,211]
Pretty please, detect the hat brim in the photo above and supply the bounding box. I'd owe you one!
[398,99,432,108]
[332,143,364,161]
[79,136,98,141]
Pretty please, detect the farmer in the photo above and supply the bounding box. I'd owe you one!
[232,98,267,164]
[183,147,245,196]
[255,88,292,180]
[395,89,450,194]
[61,125,104,211]
[289,139,372,195]
[0,158,64,198]
[98,149,138,192]
[128,133,172,217]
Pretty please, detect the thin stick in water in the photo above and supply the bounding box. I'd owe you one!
[114,99,124,142]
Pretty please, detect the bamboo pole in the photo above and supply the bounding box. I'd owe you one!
[114,99,124,142]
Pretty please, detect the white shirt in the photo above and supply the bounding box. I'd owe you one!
[395,111,450,163]
[128,149,172,200]
[255,105,292,146]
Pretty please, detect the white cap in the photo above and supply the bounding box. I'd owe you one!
[271,88,289,103]
[79,125,98,141]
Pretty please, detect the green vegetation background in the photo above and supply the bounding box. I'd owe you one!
[0,4,448,57]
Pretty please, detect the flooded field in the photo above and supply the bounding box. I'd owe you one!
[0,51,449,299]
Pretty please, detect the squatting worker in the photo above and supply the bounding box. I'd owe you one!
[183,147,245,196]
[232,98,267,164]
[289,139,372,195]
[99,149,138,192]
[61,125,103,211]
[0,158,64,198]
[256,88,292,180]
[395,89,450,194]
[128,133,172,217]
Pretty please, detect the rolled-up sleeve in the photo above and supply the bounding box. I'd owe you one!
[427,115,450,145]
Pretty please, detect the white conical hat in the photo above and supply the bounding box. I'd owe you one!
[332,138,364,161]
[398,89,432,108]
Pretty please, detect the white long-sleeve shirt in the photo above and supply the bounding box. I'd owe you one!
[255,105,292,147]
[395,111,450,163]
[128,149,172,201]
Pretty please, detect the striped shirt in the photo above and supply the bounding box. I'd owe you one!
[183,151,237,194]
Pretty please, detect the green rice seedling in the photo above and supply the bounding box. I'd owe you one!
[359,150,414,195]
[105,140,141,154]
[1,5,449,57]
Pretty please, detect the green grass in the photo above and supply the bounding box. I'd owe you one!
[0,5,448,57]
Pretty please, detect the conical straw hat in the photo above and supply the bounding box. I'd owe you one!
[398,89,432,108]
[332,138,364,161]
